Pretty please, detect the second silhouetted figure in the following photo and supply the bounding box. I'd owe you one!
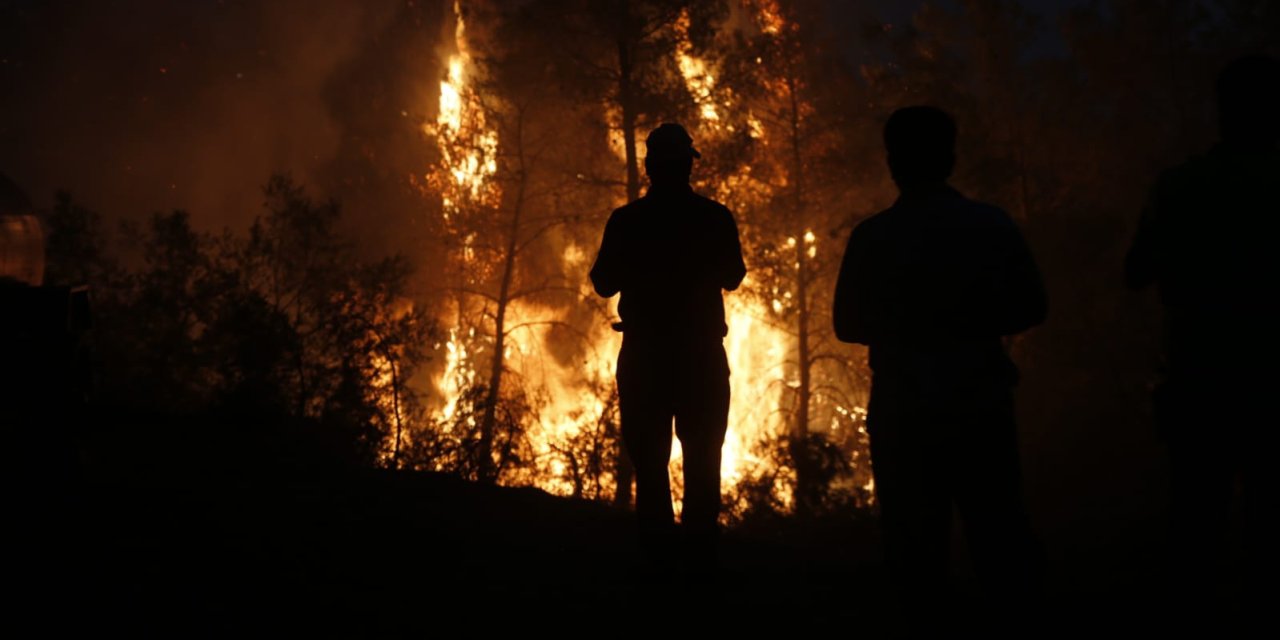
[832,106,1047,628]
[1126,54,1280,629]
[590,123,746,571]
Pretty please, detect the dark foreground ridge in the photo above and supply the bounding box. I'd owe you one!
[23,412,887,635]
[11,410,1222,637]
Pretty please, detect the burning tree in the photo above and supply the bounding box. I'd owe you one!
[517,0,731,505]
[717,0,876,513]
[654,0,877,515]
[421,2,626,493]
[416,0,877,517]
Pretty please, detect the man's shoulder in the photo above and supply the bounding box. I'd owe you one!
[853,202,929,238]
[1154,150,1217,191]
[690,189,726,206]
[851,208,893,238]
[953,196,1017,229]
[1151,144,1276,192]
[687,190,734,219]
[618,188,725,208]
[621,188,734,224]
[891,188,1014,230]
[608,199,647,225]
[872,191,1017,237]
[612,199,642,215]
[665,189,736,222]
[1136,152,1221,219]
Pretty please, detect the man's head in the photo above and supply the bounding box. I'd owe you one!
[644,123,700,187]
[884,106,957,191]
[1217,54,1280,149]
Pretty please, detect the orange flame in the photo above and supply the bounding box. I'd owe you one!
[422,0,871,517]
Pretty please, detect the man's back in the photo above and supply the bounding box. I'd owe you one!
[1126,144,1280,381]
[590,185,745,342]
[833,186,1046,392]
[832,107,1045,626]
[1126,58,1280,630]
[590,122,746,570]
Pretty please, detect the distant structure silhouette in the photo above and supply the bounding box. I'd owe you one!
[590,123,746,571]
[832,106,1047,627]
[1125,54,1280,627]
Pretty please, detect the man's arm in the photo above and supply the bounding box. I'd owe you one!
[1124,177,1166,291]
[992,219,1048,336]
[590,211,625,297]
[832,222,880,345]
[721,206,747,291]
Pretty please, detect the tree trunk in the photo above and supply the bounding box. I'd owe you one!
[613,433,634,508]
[617,5,641,203]
[478,113,528,483]
[787,72,815,515]
[390,358,403,469]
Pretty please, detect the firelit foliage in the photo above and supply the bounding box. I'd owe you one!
[41,174,435,468]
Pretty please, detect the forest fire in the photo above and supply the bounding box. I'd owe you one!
[433,2,497,214]
[8,0,1272,628]
[423,0,815,514]
[428,0,625,497]
[675,4,797,507]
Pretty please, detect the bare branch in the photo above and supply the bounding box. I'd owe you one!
[448,285,500,304]
[508,284,579,303]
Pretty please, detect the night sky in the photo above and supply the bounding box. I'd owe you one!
[1,0,423,232]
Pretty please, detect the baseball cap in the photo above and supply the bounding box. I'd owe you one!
[645,123,701,158]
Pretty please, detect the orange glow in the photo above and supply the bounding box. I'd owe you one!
[754,0,787,35]
[421,0,868,517]
[430,1,498,216]
[676,10,721,124]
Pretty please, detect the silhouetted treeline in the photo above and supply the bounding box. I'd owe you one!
[44,175,433,468]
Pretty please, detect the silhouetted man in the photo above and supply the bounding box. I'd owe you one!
[832,106,1047,626]
[590,123,745,570]
[1125,54,1280,626]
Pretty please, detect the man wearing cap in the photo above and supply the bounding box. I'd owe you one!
[590,123,746,569]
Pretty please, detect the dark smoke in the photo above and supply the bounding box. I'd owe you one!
[0,0,446,259]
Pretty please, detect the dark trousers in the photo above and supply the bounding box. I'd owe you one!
[1159,378,1278,627]
[867,378,1040,618]
[616,335,730,552]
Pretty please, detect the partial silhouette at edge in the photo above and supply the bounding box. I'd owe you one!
[1125,53,1280,631]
